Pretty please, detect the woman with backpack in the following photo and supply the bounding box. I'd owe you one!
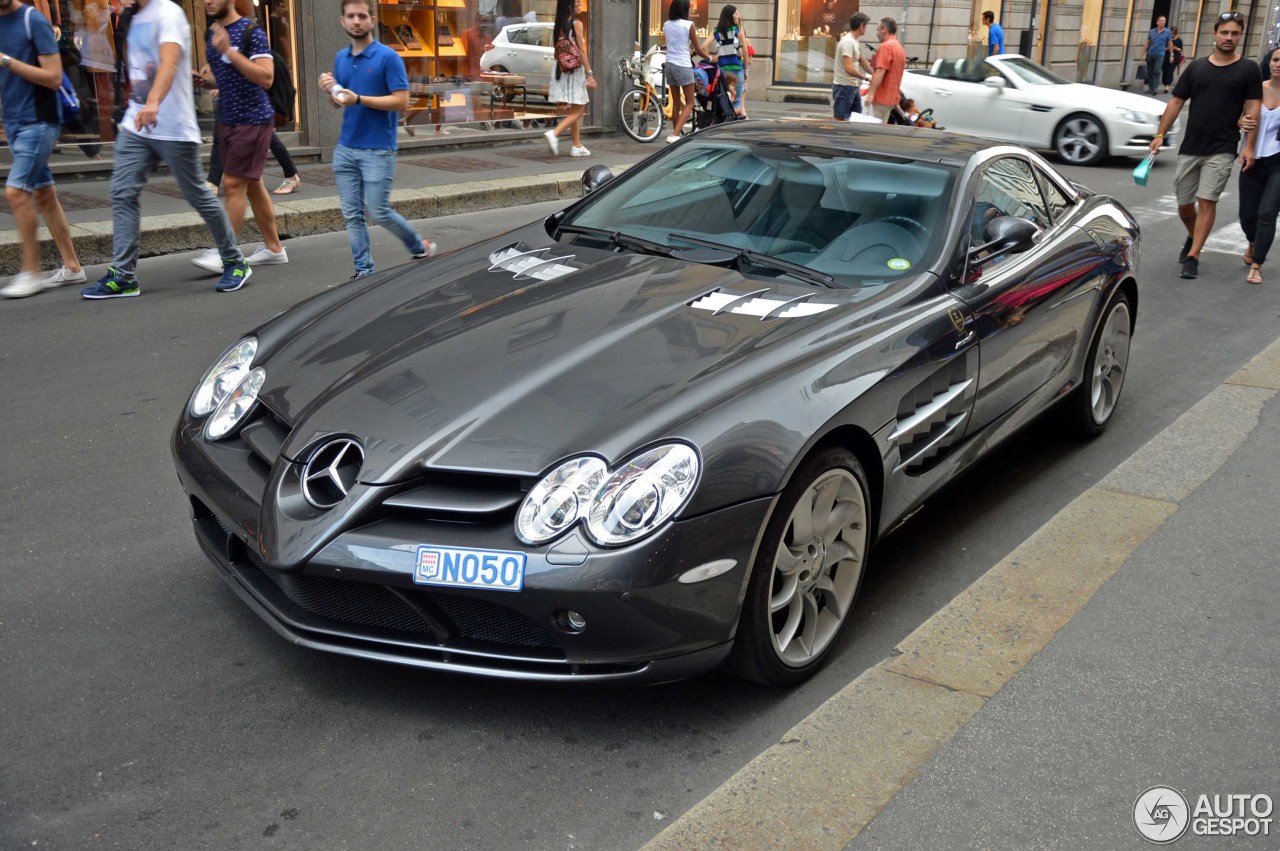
[663,0,711,142]
[543,0,595,157]
[704,5,749,118]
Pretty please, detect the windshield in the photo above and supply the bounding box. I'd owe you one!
[562,140,958,288]
[999,57,1070,86]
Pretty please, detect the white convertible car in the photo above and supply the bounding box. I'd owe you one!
[900,54,1175,166]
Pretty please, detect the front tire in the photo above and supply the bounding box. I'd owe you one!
[1054,113,1108,166]
[724,448,871,686]
[618,87,663,142]
[1066,290,1132,437]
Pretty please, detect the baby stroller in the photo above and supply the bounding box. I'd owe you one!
[691,61,740,131]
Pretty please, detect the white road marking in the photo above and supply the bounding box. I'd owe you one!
[1201,222,1250,256]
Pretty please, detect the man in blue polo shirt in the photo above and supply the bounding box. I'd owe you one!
[1144,16,1172,96]
[319,0,435,280]
[982,10,1003,56]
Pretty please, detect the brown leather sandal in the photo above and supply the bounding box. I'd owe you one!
[1247,266,1263,285]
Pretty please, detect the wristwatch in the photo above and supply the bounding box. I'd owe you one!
[0,54,11,70]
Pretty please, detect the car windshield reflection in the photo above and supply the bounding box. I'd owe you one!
[562,141,958,288]
[1000,57,1071,86]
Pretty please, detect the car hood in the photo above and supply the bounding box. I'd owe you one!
[258,224,898,484]
[1036,82,1165,117]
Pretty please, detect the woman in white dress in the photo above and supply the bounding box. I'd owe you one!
[662,0,711,142]
[544,0,595,157]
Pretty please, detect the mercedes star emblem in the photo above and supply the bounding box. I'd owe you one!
[301,438,365,509]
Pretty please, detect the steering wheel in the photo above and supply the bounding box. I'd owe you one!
[882,215,928,243]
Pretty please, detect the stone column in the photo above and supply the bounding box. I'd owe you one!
[593,0,638,131]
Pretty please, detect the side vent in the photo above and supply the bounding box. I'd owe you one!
[892,355,975,474]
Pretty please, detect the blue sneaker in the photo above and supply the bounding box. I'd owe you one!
[215,259,252,293]
[81,267,140,299]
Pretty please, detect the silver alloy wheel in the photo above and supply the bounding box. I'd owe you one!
[767,468,868,666]
[1057,116,1105,164]
[1090,300,1131,424]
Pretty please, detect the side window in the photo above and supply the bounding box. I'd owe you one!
[506,28,528,44]
[1036,168,1073,221]
[530,27,552,48]
[967,158,1051,273]
[979,61,1001,81]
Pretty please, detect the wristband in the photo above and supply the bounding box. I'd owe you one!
[356,93,362,106]
[1153,133,1164,139]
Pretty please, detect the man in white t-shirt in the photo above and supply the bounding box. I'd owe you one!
[81,0,249,299]
[831,13,871,119]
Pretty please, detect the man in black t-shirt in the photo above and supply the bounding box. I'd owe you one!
[1150,11,1261,280]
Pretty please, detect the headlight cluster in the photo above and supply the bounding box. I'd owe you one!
[189,337,265,440]
[516,443,699,547]
[1118,107,1156,125]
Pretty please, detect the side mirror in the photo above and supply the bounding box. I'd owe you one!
[581,165,614,195]
[983,75,1007,89]
[970,215,1039,258]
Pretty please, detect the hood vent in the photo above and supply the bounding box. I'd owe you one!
[689,288,839,321]
[488,245,579,281]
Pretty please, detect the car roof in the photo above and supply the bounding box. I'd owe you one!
[694,120,994,168]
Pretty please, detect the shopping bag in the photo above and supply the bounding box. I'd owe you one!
[1132,153,1156,186]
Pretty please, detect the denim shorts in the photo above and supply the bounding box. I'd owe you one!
[4,121,60,193]
[665,63,695,87]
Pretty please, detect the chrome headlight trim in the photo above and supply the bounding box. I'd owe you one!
[516,456,609,545]
[585,443,700,547]
[205,367,265,440]
[190,336,258,417]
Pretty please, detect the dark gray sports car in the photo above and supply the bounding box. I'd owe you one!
[173,122,1139,685]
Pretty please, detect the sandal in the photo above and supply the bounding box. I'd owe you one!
[1247,266,1263,285]
[272,175,301,195]
[1244,243,1255,266]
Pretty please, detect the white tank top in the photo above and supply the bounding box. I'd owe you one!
[664,19,695,67]
[1258,103,1280,159]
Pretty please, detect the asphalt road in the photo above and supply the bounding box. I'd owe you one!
[2,152,1279,850]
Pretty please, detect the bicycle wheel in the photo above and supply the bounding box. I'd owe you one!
[619,87,664,143]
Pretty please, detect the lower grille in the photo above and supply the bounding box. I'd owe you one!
[259,567,560,650]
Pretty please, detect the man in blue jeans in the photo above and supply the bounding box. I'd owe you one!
[319,0,435,280]
[1144,16,1172,96]
[0,0,87,298]
[80,0,250,298]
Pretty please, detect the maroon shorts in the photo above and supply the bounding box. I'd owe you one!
[219,123,273,180]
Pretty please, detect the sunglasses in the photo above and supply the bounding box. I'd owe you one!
[1217,11,1245,23]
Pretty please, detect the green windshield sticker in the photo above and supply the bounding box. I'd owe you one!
[888,258,911,271]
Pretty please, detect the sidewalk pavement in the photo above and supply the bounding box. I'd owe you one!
[0,101,829,277]
[646,336,1280,850]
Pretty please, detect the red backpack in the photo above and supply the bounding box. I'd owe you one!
[555,29,582,73]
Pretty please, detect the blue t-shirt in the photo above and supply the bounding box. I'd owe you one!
[207,17,275,125]
[0,5,60,126]
[987,22,1004,56]
[334,39,408,150]
[1147,27,1172,59]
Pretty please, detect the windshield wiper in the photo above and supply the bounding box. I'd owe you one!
[556,224,674,257]
[665,233,835,288]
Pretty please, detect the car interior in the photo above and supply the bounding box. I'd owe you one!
[567,143,957,285]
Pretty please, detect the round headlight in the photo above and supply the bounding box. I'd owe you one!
[516,456,608,545]
[191,337,257,417]
[205,367,265,440]
[585,443,699,546]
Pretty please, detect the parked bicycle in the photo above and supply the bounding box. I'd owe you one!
[617,45,698,143]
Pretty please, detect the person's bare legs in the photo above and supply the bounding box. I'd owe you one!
[553,104,586,147]
[1188,198,1216,259]
[32,186,83,273]
[244,177,283,252]
[223,174,250,237]
[672,83,695,135]
[5,186,43,273]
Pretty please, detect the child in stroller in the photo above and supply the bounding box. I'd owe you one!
[691,61,743,130]
[887,96,938,129]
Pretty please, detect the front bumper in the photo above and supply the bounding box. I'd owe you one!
[175,415,774,684]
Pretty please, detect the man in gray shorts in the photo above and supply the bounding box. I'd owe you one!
[1150,11,1260,279]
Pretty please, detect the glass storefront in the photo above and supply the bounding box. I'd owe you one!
[773,0,858,86]
[391,0,591,136]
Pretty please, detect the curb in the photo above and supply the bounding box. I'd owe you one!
[0,168,592,277]
[643,335,1280,851]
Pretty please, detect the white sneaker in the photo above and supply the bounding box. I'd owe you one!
[666,134,681,143]
[544,129,560,156]
[43,266,88,287]
[246,245,289,265]
[1,271,46,299]
[412,240,438,260]
[570,145,591,157]
[191,248,223,273]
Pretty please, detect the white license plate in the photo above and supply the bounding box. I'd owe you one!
[413,545,526,592]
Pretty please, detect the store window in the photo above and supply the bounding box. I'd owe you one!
[49,0,297,151]
[392,0,591,136]
[773,0,858,86]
